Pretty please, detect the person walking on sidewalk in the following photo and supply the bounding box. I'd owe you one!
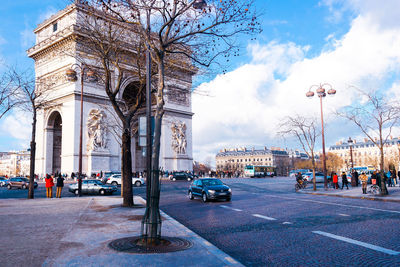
[45,174,54,198]
[56,173,64,198]
[333,173,339,189]
[386,170,392,187]
[341,171,349,190]
[360,172,368,194]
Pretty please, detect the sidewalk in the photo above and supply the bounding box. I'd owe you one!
[300,183,400,202]
[0,196,242,267]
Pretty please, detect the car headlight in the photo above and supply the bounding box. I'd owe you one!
[208,190,215,194]
[228,188,232,192]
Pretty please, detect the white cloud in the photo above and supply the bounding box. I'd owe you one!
[192,3,400,163]
[0,111,31,143]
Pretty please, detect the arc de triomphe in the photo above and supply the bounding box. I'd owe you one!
[27,3,194,177]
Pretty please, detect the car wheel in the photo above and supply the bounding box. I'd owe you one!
[111,181,118,186]
[202,193,208,203]
[226,197,231,202]
[22,184,27,189]
[188,191,194,200]
[172,178,176,181]
[135,181,141,187]
[7,184,11,190]
[99,189,105,195]
[74,189,79,196]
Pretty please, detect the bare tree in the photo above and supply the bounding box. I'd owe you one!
[279,115,320,191]
[3,67,54,199]
[74,6,149,206]
[89,0,261,241]
[337,88,400,195]
[0,70,20,119]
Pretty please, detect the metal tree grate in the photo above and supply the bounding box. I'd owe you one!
[108,236,193,254]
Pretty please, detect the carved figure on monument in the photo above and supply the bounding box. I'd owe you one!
[87,109,108,151]
[171,121,187,155]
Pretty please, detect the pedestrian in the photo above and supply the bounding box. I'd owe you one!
[333,172,339,189]
[360,172,368,194]
[45,174,54,198]
[341,171,349,189]
[354,170,359,187]
[56,173,64,198]
[386,170,392,187]
[391,169,397,187]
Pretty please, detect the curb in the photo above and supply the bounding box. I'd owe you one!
[299,191,400,203]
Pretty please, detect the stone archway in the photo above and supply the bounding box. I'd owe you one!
[47,111,62,175]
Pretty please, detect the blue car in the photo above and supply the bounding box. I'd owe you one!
[188,178,232,202]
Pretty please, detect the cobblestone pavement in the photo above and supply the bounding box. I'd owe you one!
[156,177,400,266]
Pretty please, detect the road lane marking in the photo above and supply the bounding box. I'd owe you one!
[252,214,277,221]
[313,231,400,256]
[220,205,242,212]
[261,194,400,214]
[338,213,350,217]
[225,257,238,264]
[282,222,292,224]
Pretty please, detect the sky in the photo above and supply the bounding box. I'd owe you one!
[1,1,400,166]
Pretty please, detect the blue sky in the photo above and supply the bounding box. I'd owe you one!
[1,1,400,164]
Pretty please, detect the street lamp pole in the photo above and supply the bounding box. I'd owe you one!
[306,83,336,189]
[66,64,96,196]
[348,137,354,170]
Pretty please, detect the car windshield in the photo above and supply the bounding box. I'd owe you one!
[202,179,223,186]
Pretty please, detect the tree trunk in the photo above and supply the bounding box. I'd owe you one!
[311,153,316,191]
[28,109,37,199]
[379,146,388,195]
[121,123,133,206]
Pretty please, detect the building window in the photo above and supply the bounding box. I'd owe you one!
[53,22,58,32]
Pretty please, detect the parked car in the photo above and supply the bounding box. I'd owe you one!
[169,172,195,181]
[7,177,38,189]
[68,179,117,195]
[302,172,331,183]
[105,174,145,187]
[0,177,8,187]
[101,171,121,184]
[188,178,231,202]
[289,169,312,177]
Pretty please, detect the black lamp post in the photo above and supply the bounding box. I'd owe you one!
[306,83,336,189]
[66,64,96,196]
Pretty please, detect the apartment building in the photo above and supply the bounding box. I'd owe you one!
[329,137,400,170]
[0,151,30,177]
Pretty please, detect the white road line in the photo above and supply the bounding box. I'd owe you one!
[261,194,400,215]
[252,214,277,221]
[220,205,242,212]
[282,222,292,225]
[338,213,350,217]
[313,231,400,256]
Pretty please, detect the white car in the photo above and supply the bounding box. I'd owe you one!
[106,174,145,187]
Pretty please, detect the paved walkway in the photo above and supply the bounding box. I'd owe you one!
[300,183,400,202]
[0,196,242,267]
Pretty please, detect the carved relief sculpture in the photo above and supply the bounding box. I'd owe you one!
[87,109,108,151]
[171,121,187,155]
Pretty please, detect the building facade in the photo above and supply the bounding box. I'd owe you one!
[215,147,307,176]
[329,137,400,170]
[0,151,30,177]
[27,3,195,177]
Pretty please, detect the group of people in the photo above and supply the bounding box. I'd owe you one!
[44,174,65,198]
[330,172,349,190]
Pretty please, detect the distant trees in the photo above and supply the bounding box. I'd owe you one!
[337,88,400,195]
[279,115,320,191]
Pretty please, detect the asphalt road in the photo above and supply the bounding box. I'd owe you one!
[1,177,400,266]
